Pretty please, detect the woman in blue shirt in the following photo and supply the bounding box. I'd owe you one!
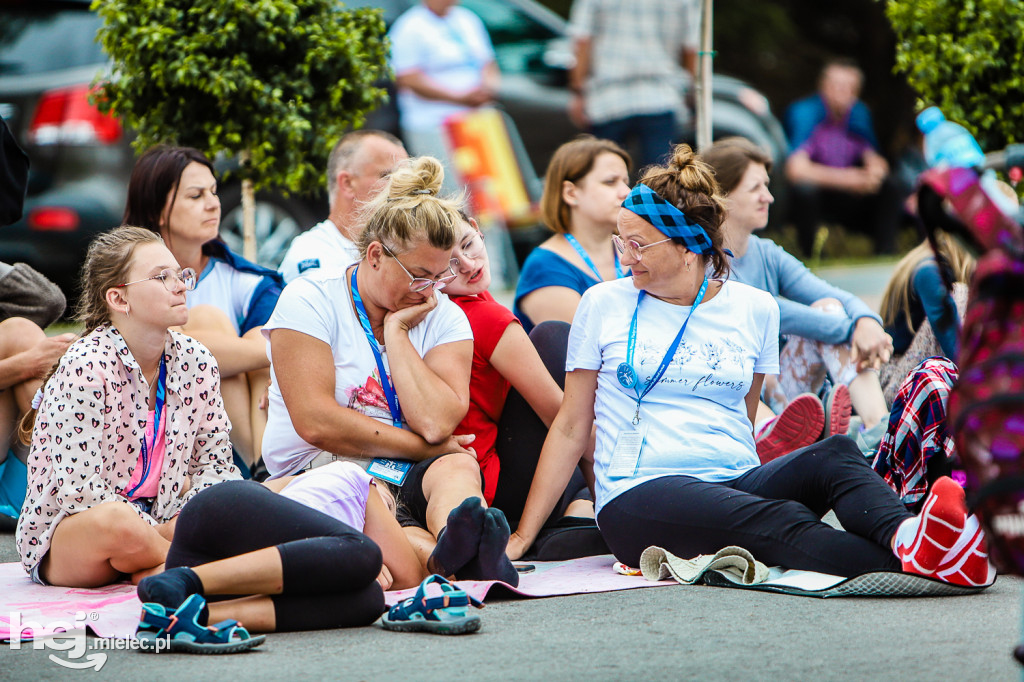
[704,137,892,447]
[514,136,631,333]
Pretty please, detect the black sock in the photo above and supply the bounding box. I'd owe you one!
[427,497,485,577]
[458,507,519,587]
[137,567,208,624]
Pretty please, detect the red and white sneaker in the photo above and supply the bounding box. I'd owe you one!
[822,384,852,439]
[755,393,825,464]
[933,515,996,587]
[897,477,968,575]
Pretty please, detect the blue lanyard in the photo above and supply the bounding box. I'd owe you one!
[350,266,403,428]
[617,278,709,425]
[565,233,625,282]
[126,357,166,499]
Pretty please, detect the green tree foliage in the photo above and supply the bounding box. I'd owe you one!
[92,0,390,194]
[886,0,1024,150]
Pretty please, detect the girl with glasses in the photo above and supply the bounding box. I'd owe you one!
[124,145,285,476]
[263,156,519,586]
[443,215,599,554]
[507,145,993,588]
[16,226,241,589]
[514,136,632,334]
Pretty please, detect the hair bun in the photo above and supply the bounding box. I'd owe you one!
[387,156,445,201]
[667,143,698,172]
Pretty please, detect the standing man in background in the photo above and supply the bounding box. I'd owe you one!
[568,0,700,170]
[389,0,499,190]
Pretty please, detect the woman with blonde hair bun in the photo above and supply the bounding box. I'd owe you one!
[262,156,520,587]
[507,144,994,588]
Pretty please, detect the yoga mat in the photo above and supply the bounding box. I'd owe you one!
[387,554,676,606]
[701,566,992,598]
[0,564,140,641]
[0,556,673,639]
[639,546,994,598]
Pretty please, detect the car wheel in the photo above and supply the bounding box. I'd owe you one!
[218,186,321,269]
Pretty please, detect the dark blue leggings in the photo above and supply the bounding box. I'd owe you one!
[598,436,913,576]
[166,480,385,631]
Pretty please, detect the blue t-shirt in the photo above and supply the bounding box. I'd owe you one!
[513,247,600,334]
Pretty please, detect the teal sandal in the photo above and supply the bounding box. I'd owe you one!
[381,575,483,635]
[137,593,266,654]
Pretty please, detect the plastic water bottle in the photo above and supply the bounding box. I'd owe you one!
[916,107,986,169]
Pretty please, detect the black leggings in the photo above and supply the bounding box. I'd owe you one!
[598,436,914,577]
[492,321,589,529]
[166,480,385,631]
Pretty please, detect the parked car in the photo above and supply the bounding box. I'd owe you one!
[0,0,787,304]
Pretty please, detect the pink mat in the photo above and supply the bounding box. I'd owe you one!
[0,563,140,642]
[384,554,675,606]
[0,555,675,640]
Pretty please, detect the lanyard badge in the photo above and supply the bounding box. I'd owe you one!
[350,266,413,485]
[617,278,708,425]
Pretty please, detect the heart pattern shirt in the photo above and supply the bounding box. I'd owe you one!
[16,324,240,573]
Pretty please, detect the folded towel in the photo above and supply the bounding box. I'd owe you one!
[639,546,769,586]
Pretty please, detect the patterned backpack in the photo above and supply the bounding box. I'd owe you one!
[919,163,1024,575]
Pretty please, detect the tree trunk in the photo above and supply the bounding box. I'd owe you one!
[695,0,714,151]
[239,150,257,262]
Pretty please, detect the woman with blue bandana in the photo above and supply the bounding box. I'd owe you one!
[505,145,991,586]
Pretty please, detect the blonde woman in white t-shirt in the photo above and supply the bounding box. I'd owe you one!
[264,156,520,587]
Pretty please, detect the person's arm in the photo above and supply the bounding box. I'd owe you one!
[384,296,473,444]
[517,287,584,331]
[507,368,597,560]
[771,243,882,344]
[270,328,472,461]
[862,148,889,183]
[745,374,766,433]
[362,487,426,590]
[489,322,563,427]
[42,357,158,526]
[178,328,269,377]
[394,70,493,107]
[0,333,75,390]
[568,36,591,129]
[680,46,697,80]
[785,149,881,194]
[913,263,960,359]
[177,349,240,513]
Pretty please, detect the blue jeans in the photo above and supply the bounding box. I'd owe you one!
[591,111,678,170]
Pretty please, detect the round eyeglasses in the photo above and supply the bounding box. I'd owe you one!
[382,245,458,292]
[612,234,674,262]
[454,231,486,265]
[117,267,197,292]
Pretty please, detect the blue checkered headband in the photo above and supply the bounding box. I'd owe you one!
[621,183,714,254]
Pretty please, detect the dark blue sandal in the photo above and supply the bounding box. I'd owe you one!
[137,593,266,654]
[381,575,483,635]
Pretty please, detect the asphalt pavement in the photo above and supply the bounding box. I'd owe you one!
[5,260,1023,681]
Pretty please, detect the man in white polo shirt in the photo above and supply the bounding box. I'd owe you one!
[279,130,408,283]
